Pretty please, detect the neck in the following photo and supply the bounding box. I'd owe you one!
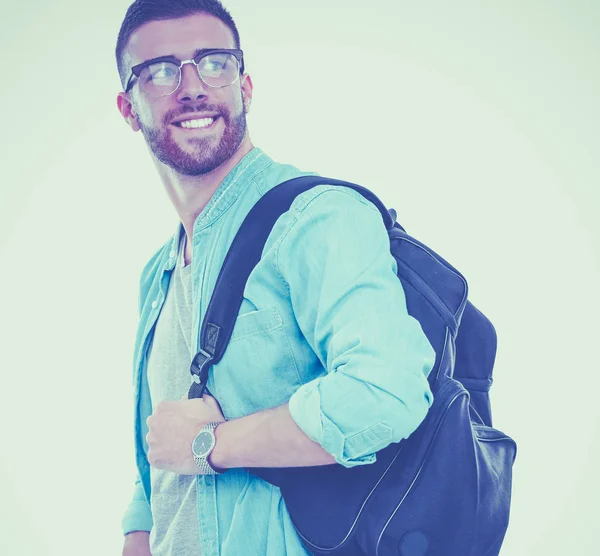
[154,136,254,262]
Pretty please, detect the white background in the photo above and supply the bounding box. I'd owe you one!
[0,1,598,554]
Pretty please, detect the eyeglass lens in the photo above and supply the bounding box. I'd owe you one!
[138,53,240,97]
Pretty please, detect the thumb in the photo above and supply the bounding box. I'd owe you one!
[202,393,223,412]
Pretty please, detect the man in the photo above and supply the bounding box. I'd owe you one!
[116,1,436,555]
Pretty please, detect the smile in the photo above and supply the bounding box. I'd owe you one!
[175,117,216,129]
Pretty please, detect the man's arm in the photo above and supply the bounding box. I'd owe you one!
[122,531,151,556]
[121,473,153,535]
[121,474,152,554]
[210,187,435,470]
[210,402,335,469]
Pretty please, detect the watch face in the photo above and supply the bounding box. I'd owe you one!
[192,430,215,458]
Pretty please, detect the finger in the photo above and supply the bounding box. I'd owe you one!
[203,394,224,413]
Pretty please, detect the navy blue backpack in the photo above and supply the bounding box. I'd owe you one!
[188,177,517,556]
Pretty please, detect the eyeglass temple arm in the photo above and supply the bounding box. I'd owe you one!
[124,74,134,93]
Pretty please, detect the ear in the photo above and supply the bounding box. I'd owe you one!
[240,73,253,113]
[116,92,141,132]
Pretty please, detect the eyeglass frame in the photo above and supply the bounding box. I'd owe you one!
[124,48,245,96]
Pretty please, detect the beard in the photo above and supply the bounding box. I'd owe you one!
[138,99,247,176]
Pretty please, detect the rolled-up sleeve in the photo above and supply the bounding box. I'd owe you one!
[278,187,436,467]
[121,472,153,535]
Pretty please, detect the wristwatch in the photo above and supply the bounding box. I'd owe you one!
[192,421,223,475]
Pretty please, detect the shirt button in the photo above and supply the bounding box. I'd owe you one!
[169,250,176,258]
[151,300,158,309]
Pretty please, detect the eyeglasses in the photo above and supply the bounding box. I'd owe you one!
[124,48,244,98]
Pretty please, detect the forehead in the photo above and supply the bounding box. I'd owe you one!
[126,12,236,66]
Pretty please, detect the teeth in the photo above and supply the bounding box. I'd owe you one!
[178,117,214,129]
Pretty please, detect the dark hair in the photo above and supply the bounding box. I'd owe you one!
[116,0,241,88]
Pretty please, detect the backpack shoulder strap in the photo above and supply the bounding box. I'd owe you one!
[188,176,396,396]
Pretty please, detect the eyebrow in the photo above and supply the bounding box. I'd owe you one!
[193,47,212,58]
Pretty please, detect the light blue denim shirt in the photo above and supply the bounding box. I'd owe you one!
[121,148,435,555]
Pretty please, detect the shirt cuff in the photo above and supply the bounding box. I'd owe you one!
[289,380,378,468]
[122,499,154,536]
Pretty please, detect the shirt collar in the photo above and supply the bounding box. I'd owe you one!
[163,147,272,272]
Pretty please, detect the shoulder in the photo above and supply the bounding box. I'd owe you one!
[250,161,317,197]
[275,184,383,244]
[288,184,381,219]
[247,151,380,218]
[263,183,389,279]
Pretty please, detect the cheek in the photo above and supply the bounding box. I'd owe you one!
[132,97,166,128]
[231,96,245,118]
[224,88,245,114]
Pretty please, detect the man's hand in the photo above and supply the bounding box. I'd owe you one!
[146,394,225,475]
[122,531,151,556]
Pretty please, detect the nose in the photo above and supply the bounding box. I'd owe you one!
[176,61,208,103]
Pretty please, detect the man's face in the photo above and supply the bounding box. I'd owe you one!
[120,13,251,176]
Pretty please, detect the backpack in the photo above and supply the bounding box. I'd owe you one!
[188,176,517,556]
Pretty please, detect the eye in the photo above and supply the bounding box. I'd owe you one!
[145,62,178,82]
[199,55,229,74]
[207,60,226,71]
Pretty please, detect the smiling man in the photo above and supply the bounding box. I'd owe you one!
[116,1,436,556]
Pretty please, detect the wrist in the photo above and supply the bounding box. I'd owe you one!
[208,420,230,471]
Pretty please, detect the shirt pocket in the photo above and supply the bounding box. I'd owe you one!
[212,305,302,417]
[229,305,285,343]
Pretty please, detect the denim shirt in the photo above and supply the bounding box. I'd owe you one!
[121,148,435,555]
